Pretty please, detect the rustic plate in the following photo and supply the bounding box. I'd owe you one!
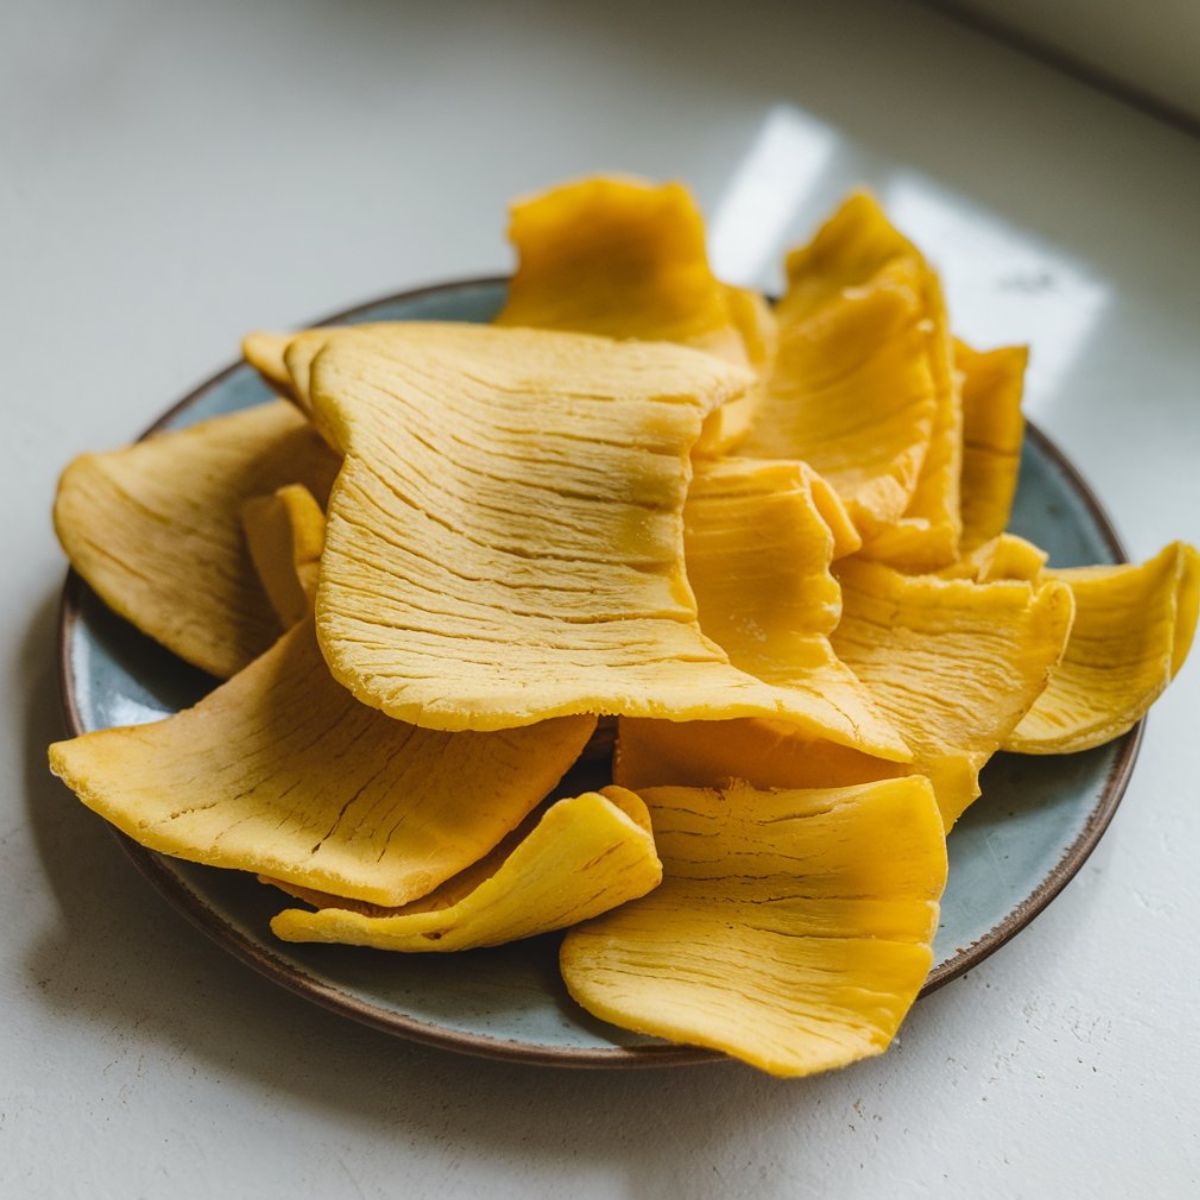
[57,277,1140,1068]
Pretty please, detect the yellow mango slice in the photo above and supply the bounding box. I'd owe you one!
[270,787,661,952]
[241,484,326,627]
[1006,542,1200,753]
[48,618,596,905]
[494,175,773,454]
[742,258,936,533]
[749,192,961,568]
[623,563,1069,824]
[242,331,295,396]
[682,457,908,759]
[856,266,959,570]
[938,532,1047,583]
[956,340,1028,551]
[614,716,898,791]
[560,777,947,1078]
[723,285,777,373]
[308,322,840,732]
[54,401,341,678]
[832,560,1074,826]
[496,176,739,349]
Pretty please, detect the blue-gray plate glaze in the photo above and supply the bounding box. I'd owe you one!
[58,278,1140,1068]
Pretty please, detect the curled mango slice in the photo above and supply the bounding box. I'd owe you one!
[308,323,846,732]
[749,192,962,568]
[682,457,907,758]
[617,561,1072,827]
[1005,542,1200,753]
[54,401,340,678]
[242,331,294,396]
[241,484,326,627]
[938,532,1047,583]
[832,560,1074,826]
[614,716,895,792]
[48,618,596,905]
[270,787,661,952]
[956,340,1028,551]
[495,175,774,454]
[743,257,937,534]
[560,777,947,1078]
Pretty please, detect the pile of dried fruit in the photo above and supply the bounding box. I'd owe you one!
[49,177,1198,1077]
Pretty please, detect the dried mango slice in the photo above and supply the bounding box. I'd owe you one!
[683,457,908,759]
[938,532,1047,583]
[956,340,1027,551]
[496,176,741,350]
[832,560,1074,826]
[742,257,937,534]
[242,331,294,396]
[855,261,959,569]
[54,401,341,677]
[308,323,835,732]
[1005,542,1200,753]
[48,618,596,905]
[751,192,962,568]
[241,484,326,627]
[560,777,947,1077]
[495,176,772,454]
[614,716,897,791]
[270,787,661,952]
[724,285,777,373]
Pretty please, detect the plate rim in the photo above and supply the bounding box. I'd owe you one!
[55,274,1143,1070]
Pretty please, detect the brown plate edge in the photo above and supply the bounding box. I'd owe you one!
[54,275,1141,1069]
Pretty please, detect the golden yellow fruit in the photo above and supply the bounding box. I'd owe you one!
[833,560,1074,826]
[48,618,596,905]
[614,716,900,792]
[270,787,662,952]
[956,339,1028,551]
[938,532,1047,583]
[306,323,847,732]
[749,192,962,569]
[495,175,774,454]
[242,330,294,396]
[240,484,326,627]
[560,777,947,1078]
[682,456,908,758]
[1006,542,1200,753]
[54,401,340,678]
[743,257,937,534]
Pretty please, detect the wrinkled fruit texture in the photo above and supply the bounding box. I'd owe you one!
[956,340,1028,551]
[495,175,775,454]
[242,330,294,396]
[561,778,948,1077]
[678,456,908,758]
[743,256,937,534]
[49,618,596,905]
[308,323,852,731]
[1006,542,1200,753]
[832,560,1074,827]
[241,484,327,628]
[55,401,340,677]
[614,716,900,793]
[270,787,662,952]
[938,533,1047,584]
[616,561,1073,829]
[747,192,962,569]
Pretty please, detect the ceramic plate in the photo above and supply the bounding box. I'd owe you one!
[57,277,1141,1068]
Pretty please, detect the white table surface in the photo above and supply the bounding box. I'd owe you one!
[4,1,1199,1196]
